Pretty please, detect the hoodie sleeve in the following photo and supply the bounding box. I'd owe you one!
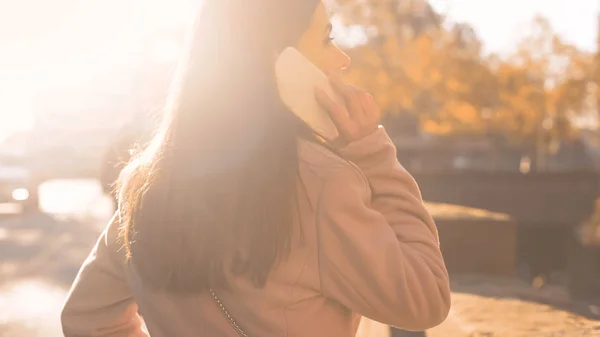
[61,213,147,337]
[316,127,450,331]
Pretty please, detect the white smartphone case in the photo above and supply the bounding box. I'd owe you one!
[275,47,342,140]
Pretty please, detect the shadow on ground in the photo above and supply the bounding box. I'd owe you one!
[0,212,106,288]
[450,273,600,321]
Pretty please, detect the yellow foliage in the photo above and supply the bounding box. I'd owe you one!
[454,102,479,124]
[336,1,592,142]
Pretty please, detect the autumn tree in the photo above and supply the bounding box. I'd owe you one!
[333,0,442,115]
[494,15,594,157]
[334,0,498,136]
[335,1,594,144]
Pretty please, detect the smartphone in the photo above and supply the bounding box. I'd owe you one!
[274,47,343,140]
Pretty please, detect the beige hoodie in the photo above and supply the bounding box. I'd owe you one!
[61,127,451,337]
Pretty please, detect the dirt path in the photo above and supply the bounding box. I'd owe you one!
[357,274,600,337]
[428,275,600,337]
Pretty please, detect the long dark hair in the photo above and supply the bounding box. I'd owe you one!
[117,0,320,293]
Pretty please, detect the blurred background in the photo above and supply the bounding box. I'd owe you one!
[1,0,600,336]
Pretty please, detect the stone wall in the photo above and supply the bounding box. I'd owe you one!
[427,203,517,277]
[414,172,599,227]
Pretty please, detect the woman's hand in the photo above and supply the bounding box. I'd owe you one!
[315,74,381,146]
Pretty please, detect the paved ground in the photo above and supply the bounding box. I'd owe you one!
[428,275,600,337]
[0,179,112,337]
[0,179,599,336]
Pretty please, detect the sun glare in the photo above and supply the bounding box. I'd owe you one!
[0,84,35,142]
[0,0,197,142]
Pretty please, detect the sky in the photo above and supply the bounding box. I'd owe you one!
[0,0,195,139]
[429,0,600,55]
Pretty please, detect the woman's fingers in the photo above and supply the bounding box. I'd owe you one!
[350,85,371,120]
[314,75,381,144]
[361,91,381,123]
[314,87,351,132]
[328,74,363,120]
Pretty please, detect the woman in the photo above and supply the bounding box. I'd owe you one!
[61,1,450,336]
